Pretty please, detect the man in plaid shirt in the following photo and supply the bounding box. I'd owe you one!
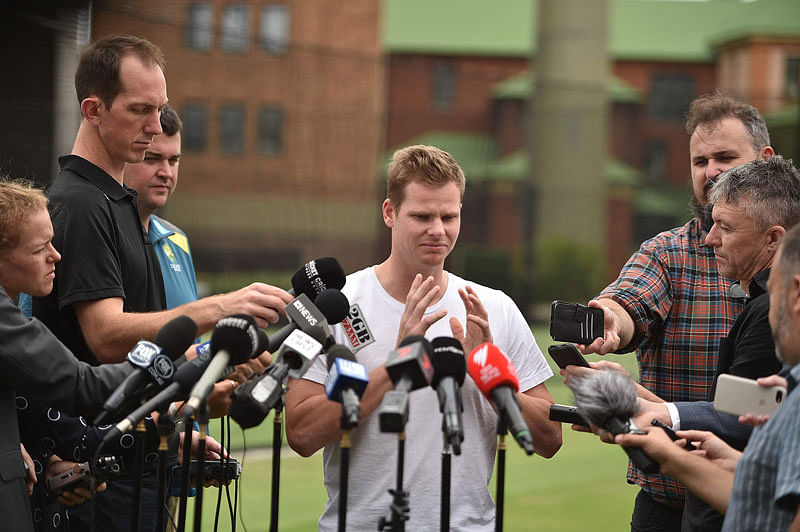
[580,94,774,531]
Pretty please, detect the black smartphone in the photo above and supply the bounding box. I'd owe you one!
[549,404,588,425]
[650,419,696,451]
[547,343,590,369]
[46,456,121,496]
[549,301,604,344]
[189,458,242,483]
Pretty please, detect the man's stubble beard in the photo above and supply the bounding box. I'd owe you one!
[688,179,714,232]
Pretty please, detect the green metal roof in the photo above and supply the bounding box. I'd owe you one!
[383,0,800,62]
[379,131,497,180]
[381,137,639,186]
[492,71,642,102]
[469,148,640,185]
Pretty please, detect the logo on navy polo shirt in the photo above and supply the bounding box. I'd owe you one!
[161,241,182,272]
[342,304,374,352]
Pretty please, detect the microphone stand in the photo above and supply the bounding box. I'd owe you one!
[495,420,507,532]
[130,418,147,532]
[338,418,353,532]
[177,413,194,532]
[269,393,285,532]
[155,409,175,532]
[378,432,409,532]
[440,434,452,532]
[192,403,209,532]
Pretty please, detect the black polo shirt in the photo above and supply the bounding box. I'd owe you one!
[32,155,165,365]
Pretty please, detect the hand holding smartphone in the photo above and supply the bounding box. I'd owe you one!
[547,343,590,369]
[713,374,786,417]
[550,301,604,345]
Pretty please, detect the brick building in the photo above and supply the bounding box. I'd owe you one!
[3,0,800,300]
[381,0,800,294]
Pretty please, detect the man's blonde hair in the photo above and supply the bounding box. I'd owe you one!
[386,145,465,208]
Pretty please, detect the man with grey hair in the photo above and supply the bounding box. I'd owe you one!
[580,94,774,530]
[615,222,800,532]
[631,155,800,530]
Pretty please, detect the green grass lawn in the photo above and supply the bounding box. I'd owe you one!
[190,327,641,531]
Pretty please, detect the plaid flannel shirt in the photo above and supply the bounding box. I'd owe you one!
[599,218,743,506]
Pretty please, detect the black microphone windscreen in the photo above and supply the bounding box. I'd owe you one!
[326,343,357,370]
[153,315,198,360]
[431,337,467,386]
[568,369,639,428]
[314,289,350,324]
[291,257,346,298]
[210,314,259,364]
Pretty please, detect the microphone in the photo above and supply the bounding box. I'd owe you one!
[183,314,261,418]
[430,337,466,455]
[314,288,350,325]
[324,344,369,430]
[467,343,534,455]
[567,369,660,474]
[102,343,215,444]
[229,328,324,428]
[94,315,198,425]
[378,336,434,433]
[267,293,331,352]
[288,257,346,298]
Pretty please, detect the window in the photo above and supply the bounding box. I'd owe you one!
[644,140,667,182]
[181,104,208,151]
[649,74,695,121]
[260,4,290,53]
[220,104,245,155]
[786,57,800,98]
[433,60,455,110]
[222,5,250,53]
[258,107,284,155]
[185,3,213,50]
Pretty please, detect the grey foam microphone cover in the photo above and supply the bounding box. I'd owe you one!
[567,368,639,428]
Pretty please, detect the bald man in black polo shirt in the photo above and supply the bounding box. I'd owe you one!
[30,35,292,532]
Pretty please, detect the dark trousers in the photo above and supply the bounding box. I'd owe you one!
[631,489,683,532]
[67,473,159,532]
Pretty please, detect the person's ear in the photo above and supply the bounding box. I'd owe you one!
[765,225,785,252]
[80,96,103,124]
[382,198,396,228]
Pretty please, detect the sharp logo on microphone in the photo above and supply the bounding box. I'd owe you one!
[128,341,159,367]
[292,299,319,326]
[305,261,326,294]
[147,354,175,386]
[472,345,489,366]
[342,304,374,352]
[471,345,500,384]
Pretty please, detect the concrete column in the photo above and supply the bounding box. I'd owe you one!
[528,0,610,301]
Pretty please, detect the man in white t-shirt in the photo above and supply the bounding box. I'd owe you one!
[285,144,562,531]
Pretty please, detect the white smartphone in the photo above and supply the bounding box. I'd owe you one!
[713,373,787,417]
